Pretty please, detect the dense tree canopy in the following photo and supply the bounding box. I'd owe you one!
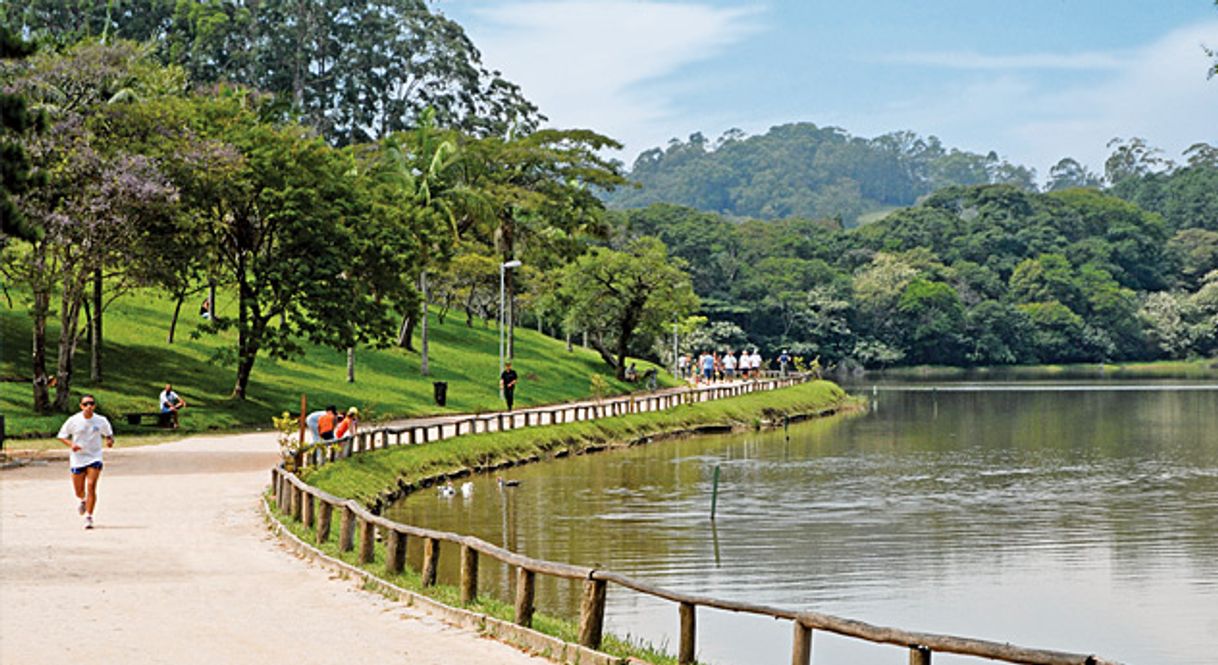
[604,123,1036,225]
[9,0,540,145]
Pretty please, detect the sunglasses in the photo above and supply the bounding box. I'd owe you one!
[81,401,95,406]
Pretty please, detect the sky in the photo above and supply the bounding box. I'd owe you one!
[436,0,1218,184]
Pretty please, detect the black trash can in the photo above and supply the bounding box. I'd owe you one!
[433,381,448,406]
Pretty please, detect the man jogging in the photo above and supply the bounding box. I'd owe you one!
[57,394,114,529]
[500,361,519,411]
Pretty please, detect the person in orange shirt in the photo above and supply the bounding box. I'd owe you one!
[317,405,338,440]
[335,407,359,439]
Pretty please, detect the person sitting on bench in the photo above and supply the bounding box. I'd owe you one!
[159,383,187,429]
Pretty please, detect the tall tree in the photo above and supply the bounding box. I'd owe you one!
[190,90,395,398]
[555,237,697,379]
[13,0,541,145]
[466,129,627,357]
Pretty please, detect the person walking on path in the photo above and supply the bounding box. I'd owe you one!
[56,394,114,529]
[159,383,187,428]
[500,361,519,411]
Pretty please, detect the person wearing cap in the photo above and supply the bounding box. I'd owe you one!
[335,406,360,438]
[57,394,114,529]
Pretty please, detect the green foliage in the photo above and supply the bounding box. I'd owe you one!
[606,124,1035,225]
[13,0,541,145]
[555,237,698,378]
[0,24,40,238]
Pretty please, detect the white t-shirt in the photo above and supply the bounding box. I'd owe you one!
[723,354,737,370]
[58,412,113,468]
[159,389,180,411]
[750,352,762,369]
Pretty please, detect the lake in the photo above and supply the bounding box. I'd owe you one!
[386,378,1218,665]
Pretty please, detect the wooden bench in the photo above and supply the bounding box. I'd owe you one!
[125,412,173,427]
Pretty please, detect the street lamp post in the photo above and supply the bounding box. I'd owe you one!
[499,259,522,396]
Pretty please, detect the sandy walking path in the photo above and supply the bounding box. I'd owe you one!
[0,432,552,665]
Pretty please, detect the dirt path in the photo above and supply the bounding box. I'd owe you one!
[0,432,553,665]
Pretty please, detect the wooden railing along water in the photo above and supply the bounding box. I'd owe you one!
[269,375,1119,665]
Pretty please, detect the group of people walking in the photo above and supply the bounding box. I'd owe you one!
[678,349,769,384]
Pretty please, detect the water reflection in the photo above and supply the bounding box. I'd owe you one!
[388,381,1218,665]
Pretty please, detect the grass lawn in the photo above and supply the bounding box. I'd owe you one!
[1,286,674,438]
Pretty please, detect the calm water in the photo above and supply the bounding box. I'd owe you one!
[387,380,1218,665]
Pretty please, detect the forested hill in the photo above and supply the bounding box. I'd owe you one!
[603,123,1037,225]
[609,159,1218,368]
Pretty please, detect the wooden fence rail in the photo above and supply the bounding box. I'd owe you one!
[269,375,1119,665]
[290,375,809,472]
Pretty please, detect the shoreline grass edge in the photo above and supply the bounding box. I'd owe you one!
[303,379,852,511]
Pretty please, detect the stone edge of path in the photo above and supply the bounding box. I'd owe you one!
[259,495,641,665]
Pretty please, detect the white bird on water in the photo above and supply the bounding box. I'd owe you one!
[439,482,456,498]
[460,481,474,497]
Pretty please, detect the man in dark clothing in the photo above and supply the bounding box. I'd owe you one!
[500,361,519,411]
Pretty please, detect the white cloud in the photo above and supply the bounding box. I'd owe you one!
[1012,20,1218,179]
[462,1,763,157]
[880,50,1129,71]
[847,20,1218,183]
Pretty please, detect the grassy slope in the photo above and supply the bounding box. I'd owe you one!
[305,379,848,505]
[1,287,674,437]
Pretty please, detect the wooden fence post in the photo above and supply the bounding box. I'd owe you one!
[460,544,478,604]
[291,484,303,521]
[422,537,440,587]
[679,602,696,665]
[386,528,407,575]
[909,646,932,665]
[578,578,607,650]
[358,518,375,564]
[316,502,333,545]
[302,491,314,528]
[791,622,812,665]
[339,505,356,552]
[514,567,536,627]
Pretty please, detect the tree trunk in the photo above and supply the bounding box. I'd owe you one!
[31,287,51,414]
[167,292,185,344]
[232,269,261,400]
[566,331,572,353]
[90,269,102,383]
[399,313,417,351]
[537,314,542,334]
[420,271,430,376]
[52,284,86,412]
[582,331,588,348]
[588,334,618,371]
[346,346,355,383]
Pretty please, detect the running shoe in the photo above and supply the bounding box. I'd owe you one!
[84,515,94,530]
[78,500,86,515]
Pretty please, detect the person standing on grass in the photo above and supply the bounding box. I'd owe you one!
[500,361,519,411]
[159,383,186,429]
[57,394,114,530]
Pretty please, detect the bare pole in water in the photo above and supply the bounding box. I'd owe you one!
[710,464,721,521]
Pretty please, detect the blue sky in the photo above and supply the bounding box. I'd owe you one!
[436,0,1218,184]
